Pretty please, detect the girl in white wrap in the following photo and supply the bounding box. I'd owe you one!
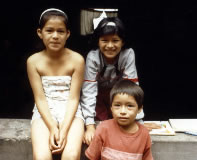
[27,8,84,160]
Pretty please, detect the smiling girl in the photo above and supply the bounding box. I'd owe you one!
[80,17,146,145]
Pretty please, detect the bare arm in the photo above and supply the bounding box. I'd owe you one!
[27,56,59,150]
[61,55,85,131]
[80,51,100,145]
[55,54,85,152]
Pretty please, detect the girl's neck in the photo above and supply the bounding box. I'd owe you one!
[103,55,119,65]
[45,48,66,59]
[104,58,115,64]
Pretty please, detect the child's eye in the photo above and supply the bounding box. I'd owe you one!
[127,105,134,108]
[46,29,53,32]
[58,30,65,33]
[113,104,121,107]
[113,39,120,42]
[101,40,108,42]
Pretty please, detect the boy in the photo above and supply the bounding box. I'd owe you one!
[85,79,153,160]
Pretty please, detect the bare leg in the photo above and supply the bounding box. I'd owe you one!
[61,117,84,160]
[31,118,53,160]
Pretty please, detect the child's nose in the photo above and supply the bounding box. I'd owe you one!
[52,31,58,38]
[106,41,114,48]
[120,106,127,114]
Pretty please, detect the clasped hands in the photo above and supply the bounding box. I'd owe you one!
[49,123,67,154]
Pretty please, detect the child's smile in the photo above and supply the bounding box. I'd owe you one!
[99,34,123,63]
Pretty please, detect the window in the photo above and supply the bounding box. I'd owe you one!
[80,8,118,35]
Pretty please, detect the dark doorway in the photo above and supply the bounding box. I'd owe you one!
[1,0,197,120]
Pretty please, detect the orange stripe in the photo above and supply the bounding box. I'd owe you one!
[85,78,138,83]
[124,78,139,83]
[84,79,97,82]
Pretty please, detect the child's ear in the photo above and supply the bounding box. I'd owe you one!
[138,105,143,113]
[66,30,71,39]
[122,41,125,47]
[37,29,42,39]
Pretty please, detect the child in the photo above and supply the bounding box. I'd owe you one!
[27,8,85,159]
[81,17,149,145]
[85,79,153,160]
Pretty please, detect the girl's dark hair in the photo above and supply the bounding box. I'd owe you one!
[91,17,126,49]
[35,9,69,51]
[110,79,144,108]
[39,9,69,30]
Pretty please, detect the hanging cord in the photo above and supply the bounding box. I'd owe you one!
[99,52,107,77]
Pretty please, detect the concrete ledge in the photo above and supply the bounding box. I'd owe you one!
[151,134,197,160]
[0,119,32,160]
[1,119,197,160]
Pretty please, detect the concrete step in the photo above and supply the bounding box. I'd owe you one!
[0,119,197,160]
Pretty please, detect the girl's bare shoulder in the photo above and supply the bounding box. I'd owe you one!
[27,51,43,65]
[66,48,85,64]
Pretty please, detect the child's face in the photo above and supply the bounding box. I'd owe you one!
[37,16,70,52]
[111,93,141,130]
[98,34,124,63]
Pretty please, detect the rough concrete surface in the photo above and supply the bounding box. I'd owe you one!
[1,119,197,160]
[0,119,32,160]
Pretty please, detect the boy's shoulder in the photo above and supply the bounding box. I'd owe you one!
[96,119,115,130]
[97,118,112,125]
[137,122,150,136]
[100,119,114,125]
[94,119,116,137]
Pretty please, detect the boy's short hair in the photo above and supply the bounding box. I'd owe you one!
[110,79,144,109]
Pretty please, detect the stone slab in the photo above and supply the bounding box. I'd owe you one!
[1,118,197,160]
